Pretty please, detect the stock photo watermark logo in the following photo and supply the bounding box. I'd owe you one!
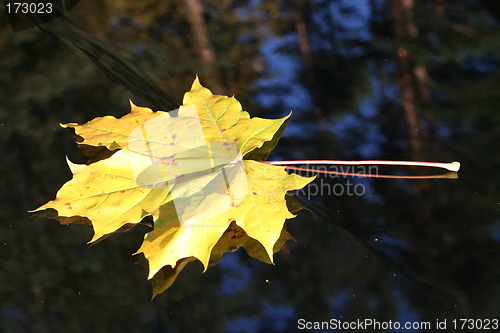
[294,165,379,199]
[124,104,379,229]
[4,0,79,32]
[128,104,249,230]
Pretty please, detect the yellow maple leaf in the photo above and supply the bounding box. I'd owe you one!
[32,77,314,295]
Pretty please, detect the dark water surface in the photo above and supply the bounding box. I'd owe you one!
[1,2,498,332]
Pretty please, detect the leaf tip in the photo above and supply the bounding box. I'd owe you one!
[129,100,154,114]
[129,99,137,110]
[66,157,85,174]
[191,75,204,91]
[263,246,275,265]
[88,230,107,244]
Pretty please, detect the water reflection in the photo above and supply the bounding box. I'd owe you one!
[1,1,499,332]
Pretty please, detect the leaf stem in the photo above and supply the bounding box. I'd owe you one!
[281,166,458,179]
[265,160,460,172]
[262,160,460,179]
